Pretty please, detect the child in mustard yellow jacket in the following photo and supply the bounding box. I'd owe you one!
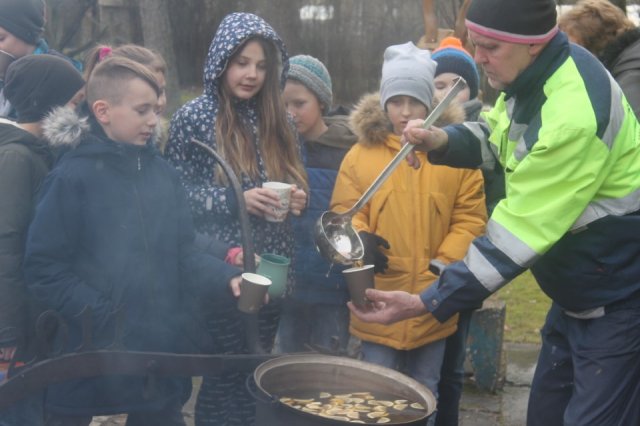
[330,41,487,423]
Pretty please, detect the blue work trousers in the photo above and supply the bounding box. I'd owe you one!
[527,294,640,426]
[435,309,473,426]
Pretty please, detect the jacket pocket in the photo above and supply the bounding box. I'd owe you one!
[428,192,452,254]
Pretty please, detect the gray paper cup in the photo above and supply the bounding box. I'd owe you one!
[342,264,375,308]
[237,272,272,314]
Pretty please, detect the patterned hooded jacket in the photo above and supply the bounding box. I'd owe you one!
[166,13,295,260]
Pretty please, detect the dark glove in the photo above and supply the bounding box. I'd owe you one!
[359,231,390,274]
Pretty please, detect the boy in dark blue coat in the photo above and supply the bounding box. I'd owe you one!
[24,56,241,426]
[278,55,357,353]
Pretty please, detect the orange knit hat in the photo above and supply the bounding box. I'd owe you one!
[433,37,471,55]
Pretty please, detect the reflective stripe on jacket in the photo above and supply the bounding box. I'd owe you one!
[423,32,640,320]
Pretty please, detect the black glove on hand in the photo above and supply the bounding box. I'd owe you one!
[359,231,390,273]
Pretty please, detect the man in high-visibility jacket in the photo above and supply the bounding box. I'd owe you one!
[350,0,640,424]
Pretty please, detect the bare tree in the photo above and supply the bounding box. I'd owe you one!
[45,0,101,58]
[137,0,179,111]
[609,0,628,12]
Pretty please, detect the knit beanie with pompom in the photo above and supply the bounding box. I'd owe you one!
[432,37,479,100]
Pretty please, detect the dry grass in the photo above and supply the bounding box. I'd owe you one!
[497,270,551,344]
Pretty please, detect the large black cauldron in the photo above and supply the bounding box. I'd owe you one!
[253,354,436,426]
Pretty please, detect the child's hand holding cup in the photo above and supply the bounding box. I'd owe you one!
[262,182,292,222]
[237,272,272,313]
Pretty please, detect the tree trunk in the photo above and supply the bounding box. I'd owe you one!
[422,0,439,48]
[137,0,180,112]
[609,0,627,13]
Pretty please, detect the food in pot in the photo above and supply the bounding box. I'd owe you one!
[279,391,426,424]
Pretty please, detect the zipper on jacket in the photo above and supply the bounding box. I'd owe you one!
[409,167,420,343]
[132,181,157,305]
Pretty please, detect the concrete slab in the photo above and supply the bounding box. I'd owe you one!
[505,343,539,386]
[502,386,530,426]
[460,342,540,426]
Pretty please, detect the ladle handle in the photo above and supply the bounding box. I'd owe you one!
[345,77,468,216]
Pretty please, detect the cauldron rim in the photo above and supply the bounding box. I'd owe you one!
[253,354,436,425]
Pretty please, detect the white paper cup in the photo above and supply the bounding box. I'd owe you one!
[263,181,292,222]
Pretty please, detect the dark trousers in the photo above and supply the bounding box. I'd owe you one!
[0,392,44,426]
[44,399,186,426]
[195,299,281,426]
[527,295,640,426]
[276,300,350,354]
[435,310,473,426]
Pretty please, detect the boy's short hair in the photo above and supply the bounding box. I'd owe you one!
[87,56,161,106]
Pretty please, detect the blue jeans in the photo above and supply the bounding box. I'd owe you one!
[435,309,473,426]
[361,339,446,426]
[527,294,640,426]
[275,300,350,354]
[0,393,44,426]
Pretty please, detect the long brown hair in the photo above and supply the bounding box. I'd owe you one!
[215,37,308,192]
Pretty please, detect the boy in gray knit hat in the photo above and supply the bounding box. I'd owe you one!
[379,41,435,112]
[278,54,357,355]
[331,41,486,426]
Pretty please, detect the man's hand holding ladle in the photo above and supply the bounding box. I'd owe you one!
[402,118,450,169]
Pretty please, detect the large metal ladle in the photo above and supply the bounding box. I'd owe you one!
[314,77,468,265]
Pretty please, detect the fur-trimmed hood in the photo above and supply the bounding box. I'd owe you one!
[42,105,163,150]
[349,92,466,147]
[42,106,90,149]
